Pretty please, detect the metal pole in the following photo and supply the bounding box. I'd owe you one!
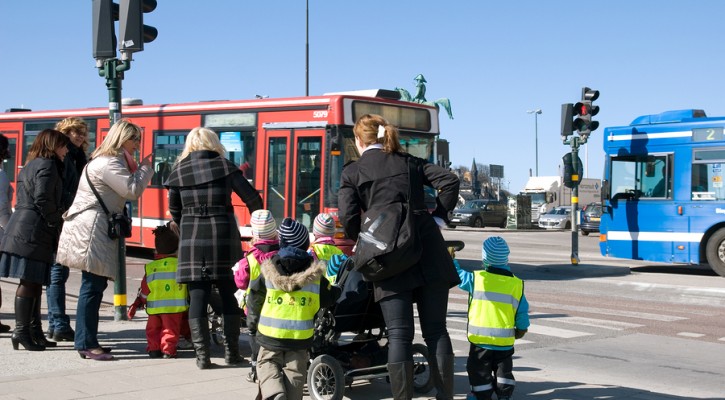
[535,112,539,176]
[305,0,309,96]
[100,57,132,321]
[570,136,580,265]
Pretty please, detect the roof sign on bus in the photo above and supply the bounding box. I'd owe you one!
[352,101,432,132]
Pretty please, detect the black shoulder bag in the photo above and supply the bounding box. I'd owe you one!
[352,156,424,282]
[85,167,132,240]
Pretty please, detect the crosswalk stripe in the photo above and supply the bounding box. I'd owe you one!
[529,324,593,338]
[534,301,687,322]
[677,332,706,338]
[529,312,643,330]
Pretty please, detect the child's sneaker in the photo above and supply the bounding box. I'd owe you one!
[177,337,193,350]
[466,392,477,400]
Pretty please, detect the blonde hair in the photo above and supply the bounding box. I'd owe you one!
[177,127,226,164]
[55,117,89,152]
[91,119,141,159]
[353,114,402,153]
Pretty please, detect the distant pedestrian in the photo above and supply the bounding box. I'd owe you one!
[164,127,263,369]
[247,218,339,400]
[455,236,530,400]
[0,129,69,351]
[128,222,187,359]
[56,119,154,361]
[0,134,14,333]
[46,117,89,342]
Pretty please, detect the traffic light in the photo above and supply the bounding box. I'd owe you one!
[560,103,574,138]
[562,152,583,188]
[92,0,119,60]
[119,0,158,55]
[573,87,600,137]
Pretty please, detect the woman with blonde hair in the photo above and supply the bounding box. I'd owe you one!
[56,119,154,361]
[338,114,460,399]
[0,129,70,351]
[164,127,262,369]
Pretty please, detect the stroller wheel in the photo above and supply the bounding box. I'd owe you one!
[307,355,345,400]
[412,343,435,394]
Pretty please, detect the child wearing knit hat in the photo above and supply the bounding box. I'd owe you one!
[454,236,530,400]
[247,218,340,400]
[232,209,280,384]
[309,213,344,281]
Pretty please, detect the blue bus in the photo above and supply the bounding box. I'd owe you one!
[600,109,725,277]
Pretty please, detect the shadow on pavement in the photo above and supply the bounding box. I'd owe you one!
[455,258,630,281]
[630,264,717,277]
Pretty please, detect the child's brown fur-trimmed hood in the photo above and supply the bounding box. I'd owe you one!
[260,257,326,293]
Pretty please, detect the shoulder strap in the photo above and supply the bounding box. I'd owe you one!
[85,165,110,216]
[406,156,425,211]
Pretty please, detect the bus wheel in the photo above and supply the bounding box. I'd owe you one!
[705,228,725,277]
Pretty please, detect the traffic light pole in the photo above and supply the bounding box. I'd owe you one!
[569,136,581,265]
[98,57,131,321]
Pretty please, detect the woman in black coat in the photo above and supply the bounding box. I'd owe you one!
[338,114,460,400]
[164,127,263,369]
[0,129,69,351]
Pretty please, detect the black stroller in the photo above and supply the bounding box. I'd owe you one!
[305,258,435,400]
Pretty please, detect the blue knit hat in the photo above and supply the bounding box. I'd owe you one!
[278,218,310,249]
[482,236,509,267]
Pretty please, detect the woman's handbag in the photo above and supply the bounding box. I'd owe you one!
[352,156,424,282]
[85,167,132,240]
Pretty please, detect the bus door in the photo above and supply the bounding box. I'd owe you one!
[262,122,325,230]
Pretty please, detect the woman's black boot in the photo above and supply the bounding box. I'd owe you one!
[11,296,45,351]
[30,295,56,347]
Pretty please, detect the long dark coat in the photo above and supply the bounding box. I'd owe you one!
[0,157,64,264]
[338,148,460,300]
[165,151,263,283]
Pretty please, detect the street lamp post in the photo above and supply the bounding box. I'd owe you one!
[527,109,542,176]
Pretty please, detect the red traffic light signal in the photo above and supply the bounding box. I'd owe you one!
[573,87,600,136]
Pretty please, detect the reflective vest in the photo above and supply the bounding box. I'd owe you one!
[145,258,188,315]
[467,270,523,347]
[244,254,262,301]
[258,278,321,340]
[311,243,343,262]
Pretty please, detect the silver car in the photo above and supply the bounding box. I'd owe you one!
[538,206,572,229]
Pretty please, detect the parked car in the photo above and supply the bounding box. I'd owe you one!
[450,199,508,228]
[538,206,572,229]
[580,202,602,236]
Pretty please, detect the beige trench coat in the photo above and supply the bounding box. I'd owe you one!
[56,154,153,280]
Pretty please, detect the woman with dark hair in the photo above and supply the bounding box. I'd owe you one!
[0,129,69,351]
[338,114,460,399]
[0,134,13,333]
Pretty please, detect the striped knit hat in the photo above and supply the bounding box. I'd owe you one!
[251,209,277,240]
[313,213,335,238]
[482,236,509,267]
[278,218,310,249]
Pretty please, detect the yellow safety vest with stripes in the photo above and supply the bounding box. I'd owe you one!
[467,270,523,347]
[145,258,189,315]
[244,254,262,300]
[258,279,321,340]
[311,243,344,281]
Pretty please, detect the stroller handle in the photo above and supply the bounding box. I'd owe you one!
[444,240,465,252]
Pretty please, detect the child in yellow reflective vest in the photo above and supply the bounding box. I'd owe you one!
[232,209,280,384]
[455,236,530,400]
[308,213,344,282]
[128,222,189,359]
[247,218,339,400]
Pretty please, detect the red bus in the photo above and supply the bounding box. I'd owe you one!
[0,89,442,251]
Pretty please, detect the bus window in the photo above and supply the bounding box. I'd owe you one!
[152,131,186,187]
[692,148,725,200]
[3,138,17,182]
[610,154,672,200]
[267,137,288,227]
[295,137,322,229]
[22,119,97,165]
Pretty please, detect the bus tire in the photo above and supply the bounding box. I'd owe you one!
[705,228,725,277]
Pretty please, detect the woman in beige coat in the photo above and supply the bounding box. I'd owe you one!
[56,120,153,361]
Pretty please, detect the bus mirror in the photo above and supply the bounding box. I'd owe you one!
[645,162,656,177]
[329,127,341,156]
[601,179,610,204]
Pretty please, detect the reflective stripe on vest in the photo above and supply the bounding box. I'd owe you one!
[145,258,189,315]
[258,279,321,340]
[467,270,523,347]
[312,243,343,262]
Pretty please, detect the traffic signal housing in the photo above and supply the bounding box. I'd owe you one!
[560,103,574,138]
[573,87,600,138]
[119,0,158,55]
[92,0,119,60]
[562,152,583,188]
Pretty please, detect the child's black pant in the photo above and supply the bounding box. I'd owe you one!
[466,345,515,400]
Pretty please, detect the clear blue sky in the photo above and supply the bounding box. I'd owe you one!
[2,1,725,193]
